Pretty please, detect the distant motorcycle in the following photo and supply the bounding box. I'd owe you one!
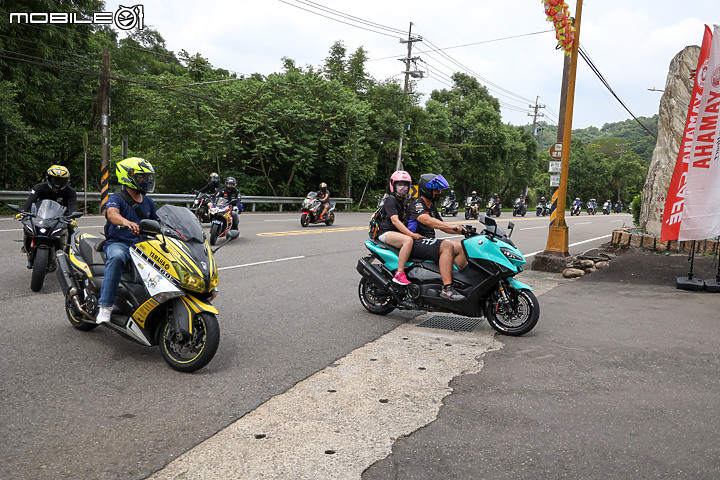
[9,200,82,292]
[441,196,459,217]
[464,197,480,220]
[602,201,612,215]
[614,202,623,214]
[570,201,582,216]
[191,191,211,223]
[486,197,501,217]
[536,202,549,216]
[300,191,336,227]
[512,198,527,217]
[207,196,234,245]
[587,201,597,215]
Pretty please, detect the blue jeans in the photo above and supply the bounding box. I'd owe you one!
[99,242,132,307]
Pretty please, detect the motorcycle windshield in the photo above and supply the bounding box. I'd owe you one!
[157,205,205,242]
[34,199,66,219]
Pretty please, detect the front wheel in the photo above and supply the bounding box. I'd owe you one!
[358,277,395,315]
[159,312,220,373]
[486,289,539,336]
[209,223,220,245]
[465,210,470,220]
[325,212,335,226]
[30,248,49,292]
[300,213,310,227]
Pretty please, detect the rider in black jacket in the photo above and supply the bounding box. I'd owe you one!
[22,165,77,213]
[214,177,241,230]
[198,172,222,195]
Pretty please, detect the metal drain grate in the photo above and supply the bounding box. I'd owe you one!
[416,315,484,332]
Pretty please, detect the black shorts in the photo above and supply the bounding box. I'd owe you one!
[411,238,442,263]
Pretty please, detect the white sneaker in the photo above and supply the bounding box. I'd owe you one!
[96,306,112,325]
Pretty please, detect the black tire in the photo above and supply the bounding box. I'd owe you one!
[300,213,310,227]
[536,209,540,216]
[486,289,539,336]
[358,277,395,315]
[325,212,335,226]
[65,297,98,331]
[465,210,470,220]
[159,312,220,373]
[441,207,447,216]
[209,223,220,245]
[521,211,526,217]
[30,248,49,292]
[496,208,501,217]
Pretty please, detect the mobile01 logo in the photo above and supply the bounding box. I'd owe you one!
[10,5,144,31]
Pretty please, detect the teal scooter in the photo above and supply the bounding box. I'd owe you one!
[356,215,539,336]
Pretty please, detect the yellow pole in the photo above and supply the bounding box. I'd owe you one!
[545,0,583,254]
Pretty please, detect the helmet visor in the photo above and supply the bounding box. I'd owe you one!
[425,174,449,191]
[49,176,69,190]
[133,172,155,193]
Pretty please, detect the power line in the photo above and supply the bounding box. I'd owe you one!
[292,0,406,35]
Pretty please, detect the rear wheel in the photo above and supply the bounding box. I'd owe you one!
[30,248,49,292]
[358,277,395,315]
[65,296,98,331]
[209,223,220,245]
[300,213,310,227]
[159,312,220,373]
[486,289,539,336]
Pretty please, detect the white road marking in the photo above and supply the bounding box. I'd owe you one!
[524,234,612,258]
[218,255,305,270]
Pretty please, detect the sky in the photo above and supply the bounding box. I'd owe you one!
[100,0,718,130]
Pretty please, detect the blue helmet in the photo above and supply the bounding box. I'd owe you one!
[418,173,449,200]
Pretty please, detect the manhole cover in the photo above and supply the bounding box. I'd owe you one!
[416,315,484,332]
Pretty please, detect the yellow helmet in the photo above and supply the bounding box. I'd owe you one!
[47,165,70,191]
[116,157,155,193]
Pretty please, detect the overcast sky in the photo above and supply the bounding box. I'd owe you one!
[103,0,717,130]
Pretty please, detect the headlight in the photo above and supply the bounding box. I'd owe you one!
[173,262,206,293]
[39,227,46,234]
[500,247,523,262]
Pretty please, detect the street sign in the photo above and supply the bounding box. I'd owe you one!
[550,174,560,187]
[410,185,419,198]
[549,142,562,160]
[548,161,561,173]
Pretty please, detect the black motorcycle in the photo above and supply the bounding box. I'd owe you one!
[441,196,459,217]
[536,202,549,216]
[486,198,502,217]
[614,202,623,214]
[191,191,211,223]
[9,199,82,292]
[512,198,527,217]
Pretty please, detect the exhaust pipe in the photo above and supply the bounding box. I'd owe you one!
[357,257,391,289]
[55,251,95,322]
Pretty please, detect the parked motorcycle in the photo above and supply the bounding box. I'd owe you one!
[9,200,82,292]
[357,216,539,336]
[464,197,480,220]
[191,191,211,223]
[570,201,582,216]
[486,197,502,217]
[207,196,235,245]
[55,205,236,372]
[602,200,612,215]
[536,202,549,216]
[300,191,336,227]
[441,196,459,217]
[512,198,527,217]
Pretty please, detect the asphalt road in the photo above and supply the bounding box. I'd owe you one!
[0,209,632,479]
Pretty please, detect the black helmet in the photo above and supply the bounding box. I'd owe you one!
[418,174,449,200]
[225,177,236,187]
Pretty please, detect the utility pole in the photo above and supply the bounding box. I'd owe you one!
[528,96,546,138]
[99,47,111,214]
[396,22,423,171]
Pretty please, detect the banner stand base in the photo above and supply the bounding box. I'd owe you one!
[703,279,720,293]
[676,277,704,291]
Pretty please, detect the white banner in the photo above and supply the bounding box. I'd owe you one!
[679,24,720,241]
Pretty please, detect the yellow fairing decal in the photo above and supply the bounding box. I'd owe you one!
[69,252,92,277]
[175,295,218,335]
[135,240,179,278]
[182,295,218,315]
[165,238,204,276]
[133,297,160,328]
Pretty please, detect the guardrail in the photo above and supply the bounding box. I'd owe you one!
[0,191,353,212]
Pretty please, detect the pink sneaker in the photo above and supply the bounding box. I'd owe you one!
[393,271,411,285]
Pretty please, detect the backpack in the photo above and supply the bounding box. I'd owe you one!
[368,194,389,240]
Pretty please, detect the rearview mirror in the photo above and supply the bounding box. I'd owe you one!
[139,219,161,234]
[507,221,515,237]
[8,204,21,213]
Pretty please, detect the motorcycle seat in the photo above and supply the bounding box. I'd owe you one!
[79,237,106,266]
[370,238,435,264]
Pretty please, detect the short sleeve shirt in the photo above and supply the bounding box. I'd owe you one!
[406,198,440,238]
[378,195,405,236]
[105,192,158,249]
